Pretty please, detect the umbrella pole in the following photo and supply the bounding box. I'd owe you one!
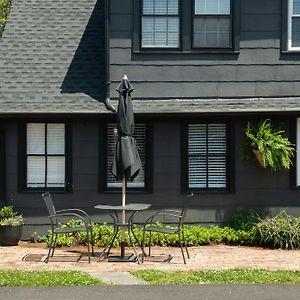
[121,176,126,258]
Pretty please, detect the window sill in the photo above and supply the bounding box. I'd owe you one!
[133,49,240,55]
[20,189,72,194]
[103,189,150,194]
[281,50,300,54]
[184,189,233,195]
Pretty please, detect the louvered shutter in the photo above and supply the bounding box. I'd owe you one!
[107,123,146,189]
[188,123,227,189]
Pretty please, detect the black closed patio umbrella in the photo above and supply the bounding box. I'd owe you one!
[111,74,141,259]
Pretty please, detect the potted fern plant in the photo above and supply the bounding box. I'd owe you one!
[0,205,24,246]
[242,119,295,170]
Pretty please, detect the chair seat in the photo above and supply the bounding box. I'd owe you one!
[54,226,88,234]
[145,225,179,234]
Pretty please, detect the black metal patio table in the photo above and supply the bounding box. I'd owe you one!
[94,203,151,263]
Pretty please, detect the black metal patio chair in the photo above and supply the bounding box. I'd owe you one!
[141,193,194,264]
[42,192,94,263]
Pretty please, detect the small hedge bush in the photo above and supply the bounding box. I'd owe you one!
[35,209,300,250]
[253,210,300,249]
[0,0,12,37]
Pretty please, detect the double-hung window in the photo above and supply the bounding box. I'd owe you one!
[288,0,300,50]
[106,123,148,190]
[185,123,230,191]
[142,0,180,48]
[22,122,71,191]
[133,0,239,52]
[193,0,232,48]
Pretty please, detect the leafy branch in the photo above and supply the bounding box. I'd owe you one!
[242,119,295,170]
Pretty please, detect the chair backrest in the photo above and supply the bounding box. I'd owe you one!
[180,193,194,224]
[42,192,56,216]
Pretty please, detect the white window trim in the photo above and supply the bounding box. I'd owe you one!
[288,0,300,51]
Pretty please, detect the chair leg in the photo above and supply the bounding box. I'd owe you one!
[182,228,190,259]
[45,232,55,263]
[148,231,152,256]
[50,233,58,257]
[86,229,91,264]
[90,227,94,256]
[178,232,186,264]
[142,227,146,263]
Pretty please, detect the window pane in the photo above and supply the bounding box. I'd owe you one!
[189,157,207,188]
[194,17,231,48]
[107,124,146,189]
[143,0,178,15]
[292,17,300,47]
[142,16,179,47]
[27,156,45,188]
[294,0,300,14]
[47,124,65,155]
[143,0,154,14]
[47,157,65,188]
[155,0,167,14]
[27,123,45,154]
[188,124,207,155]
[195,0,230,15]
[208,157,226,188]
[208,124,226,155]
[188,123,227,189]
[168,0,179,14]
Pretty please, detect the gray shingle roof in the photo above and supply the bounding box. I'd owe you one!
[0,0,108,114]
[1,0,300,116]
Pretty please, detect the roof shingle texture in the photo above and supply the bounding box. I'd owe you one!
[0,0,108,114]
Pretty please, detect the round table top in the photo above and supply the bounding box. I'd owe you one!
[94,203,151,211]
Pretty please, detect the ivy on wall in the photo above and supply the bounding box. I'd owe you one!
[0,0,12,37]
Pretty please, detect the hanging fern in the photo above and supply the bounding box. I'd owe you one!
[242,119,295,171]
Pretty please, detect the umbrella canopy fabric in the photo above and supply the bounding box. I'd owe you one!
[111,76,141,181]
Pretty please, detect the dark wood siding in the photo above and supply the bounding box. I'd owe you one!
[109,0,300,99]
[2,118,300,238]
[0,130,6,204]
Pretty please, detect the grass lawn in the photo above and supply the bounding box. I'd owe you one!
[132,269,300,285]
[0,270,103,287]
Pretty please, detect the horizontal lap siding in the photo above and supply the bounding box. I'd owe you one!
[109,0,300,99]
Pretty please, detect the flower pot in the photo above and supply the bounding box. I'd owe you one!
[0,225,23,246]
[252,149,267,168]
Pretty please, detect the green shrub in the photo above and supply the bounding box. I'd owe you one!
[242,119,295,170]
[0,205,23,226]
[0,0,12,37]
[36,210,300,250]
[254,211,300,249]
[233,207,258,231]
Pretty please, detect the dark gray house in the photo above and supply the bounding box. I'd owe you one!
[1,0,300,238]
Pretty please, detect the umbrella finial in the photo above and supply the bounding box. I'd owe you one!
[123,74,128,80]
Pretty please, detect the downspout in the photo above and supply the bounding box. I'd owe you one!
[104,0,116,113]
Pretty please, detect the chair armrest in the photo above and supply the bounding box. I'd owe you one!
[49,212,91,228]
[56,209,93,224]
[144,211,182,226]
